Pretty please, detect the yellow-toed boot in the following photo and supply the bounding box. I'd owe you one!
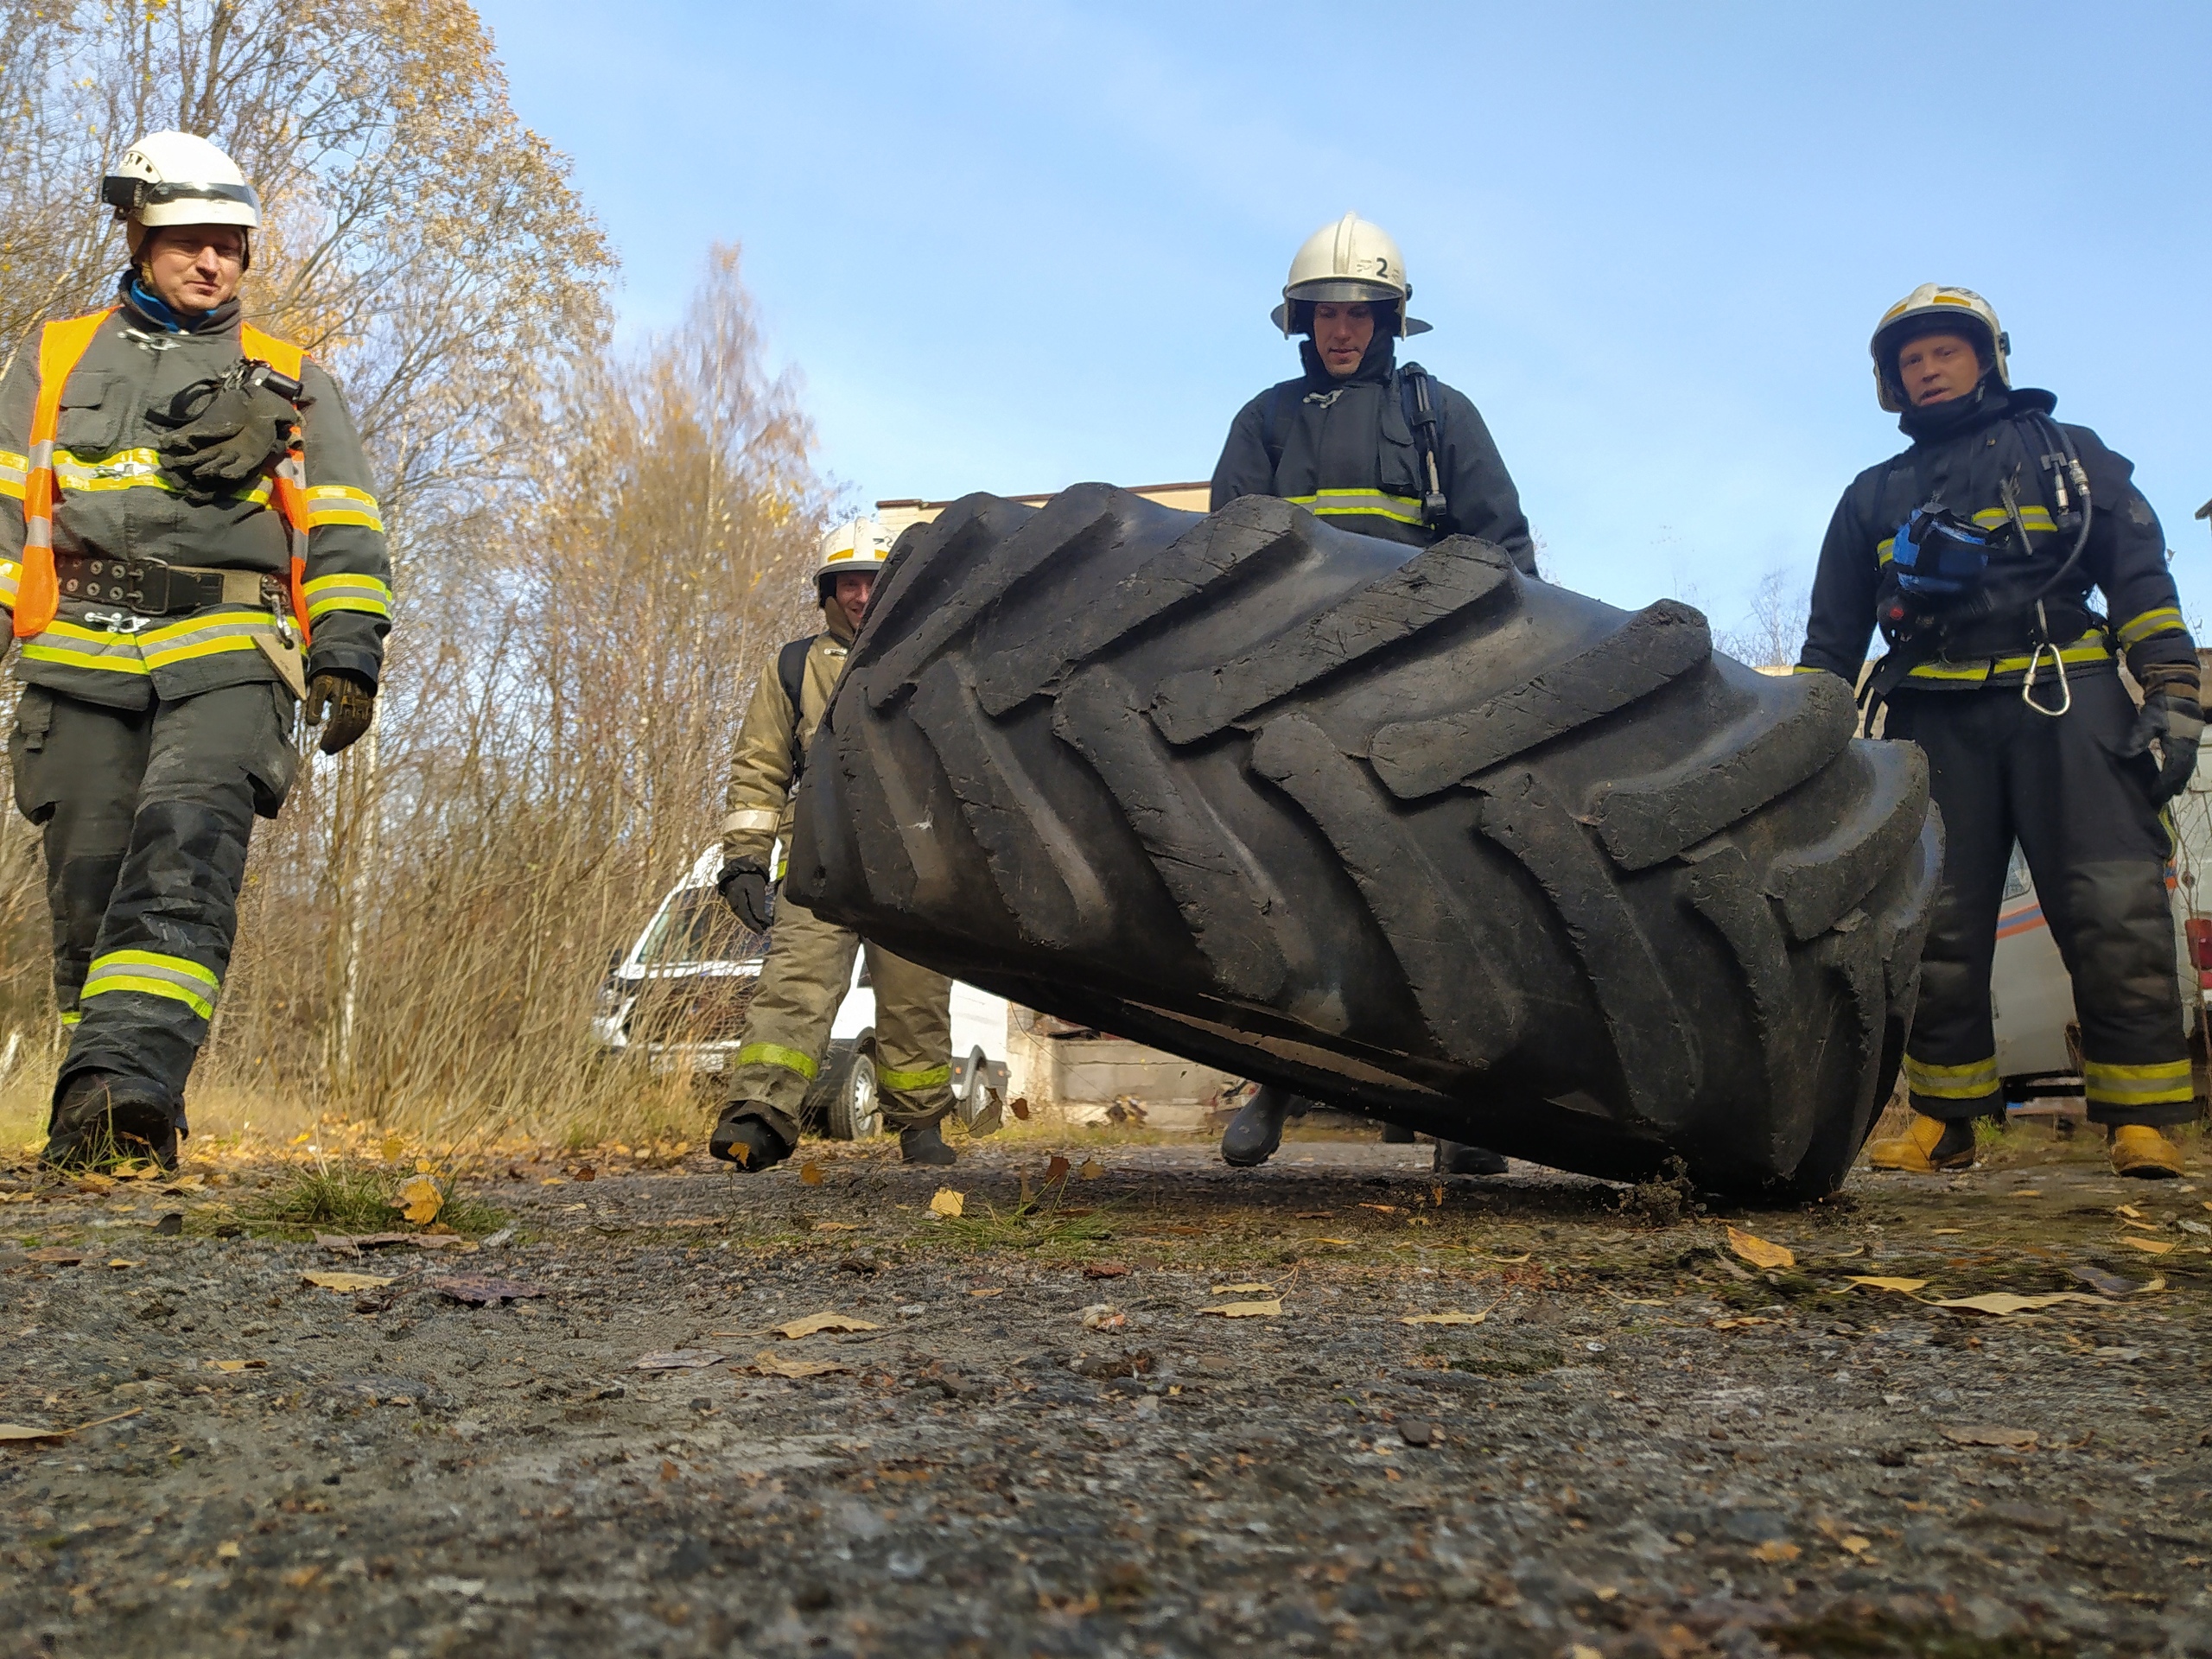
[2109,1124,2184,1179]
[1866,1112,1977,1173]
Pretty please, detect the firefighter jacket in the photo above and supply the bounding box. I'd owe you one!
[1797,385,2192,691]
[1210,330,1536,571]
[0,281,392,710]
[719,603,858,870]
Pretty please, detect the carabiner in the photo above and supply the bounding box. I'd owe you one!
[2021,639,2071,718]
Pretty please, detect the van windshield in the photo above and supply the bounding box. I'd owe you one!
[635,887,766,967]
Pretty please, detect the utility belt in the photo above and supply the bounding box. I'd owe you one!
[54,554,281,617]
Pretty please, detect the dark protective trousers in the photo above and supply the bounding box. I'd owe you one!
[1886,674,2194,1126]
[7,680,298,1128]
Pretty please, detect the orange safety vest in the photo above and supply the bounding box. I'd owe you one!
[12,310,314,642]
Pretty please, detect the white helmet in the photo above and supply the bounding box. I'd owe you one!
[814,516,893,600]
[1869,283,2009,413]
[103,131,260,238]
[1271,212,1429,338]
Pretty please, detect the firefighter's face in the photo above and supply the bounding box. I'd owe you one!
[139,224,245,312]
[833,571,875,630]
[1312,302,1376,377]
[1897,332,1984,407]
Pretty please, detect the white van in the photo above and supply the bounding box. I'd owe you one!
[591,846,1013,1140]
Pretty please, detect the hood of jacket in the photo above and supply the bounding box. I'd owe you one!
[1299,328,1398,392]
[1897,381,2057,446]
[117,270,241,336]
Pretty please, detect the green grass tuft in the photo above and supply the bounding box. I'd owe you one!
[239,1163,507,1238]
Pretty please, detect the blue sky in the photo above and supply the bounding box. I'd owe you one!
[476,0,2212,641]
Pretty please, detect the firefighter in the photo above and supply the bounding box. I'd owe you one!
[1798,285,2197,1179]
[3,132,391,1170]
[709,518,959,1171]
[1211,211,1531,1177]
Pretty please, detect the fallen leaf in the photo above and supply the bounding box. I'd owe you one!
[1357,1203,1402,1215]
[1844,1276,1929,1294]
[1044,1155,1071,1187]
[379,1135,405,1162]
[215,1541,240,1560]
[1294,1211,1334,1220]
[1929,1291,2103,1316]
[0,1422,67,1441]
[633,1350,726,1370]
[2139,1274,2168,1294]
[425,1274,545,1305]
[2119,1217,2159,1231]
[1839,1535,1872,1555]
[1211,1282,1276,1294]
[1401,1310,1486,1325]
[1486,1252,1532,1265]
[1315,1237,1354,1246]
[572,1166,597,1182]
[25,1248,84,1265]
[773,1311,880,1339]
[397,1176,442,1227]
[1932,1228,1965,1236]
[1078,1159,1103,1180]
[2120,1236,2177,1255]
[928,1188,964,1218]
[810,1220,859,1232]
[105,1259,142,1270]
[207,1359,268,1373]
[1078,1303,1125,1331]
[1711,1317,1772,1330]
[751,1349,847,1378]
[1942,1425,2037,1449]
[1199,1300,1282,1318]
[1008,1096,1032,1121]
[2009,1190,2044,1199]
[1727,1225,1795,1270]
[302,1270,394,1294]
[1082,1262,1128,1280]
[73,1173,115,1192]
[2116,1204,2145,1219]
[967,1287,1004,1298]
[2069,1263,2136,1297]
[798,1163,823,1186]
[1751,1540,1802,1563]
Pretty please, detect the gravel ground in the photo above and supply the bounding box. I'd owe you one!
[3,1124,2209,1658]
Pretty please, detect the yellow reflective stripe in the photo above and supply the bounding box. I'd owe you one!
[2082,1058,2194,1105]
[301,572,393,619]
[723,808,781,834]
[1969,505,2056,533]
[21,618,149,673]
[0,449,23,500]
[81,949,219,1020]
[879,1063,952,1091]
[302,484,385,532]
[1790,664,1825,674]
[1904,1055,1999,1098]
[0,558,17,603]
[1905,634,2112,683]
[1286,488,1427,528]
[59,1010,80,1026]
[49,448,271,505]
[137,608,281,670]
[1877,537,1895,566]
[734,1042,819,1081]
[2118,607,2186,648]
[140,608,277,644]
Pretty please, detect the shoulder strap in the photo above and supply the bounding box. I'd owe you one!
[1397,362,1450,531]
[239,322,315,641]
[779,633,817,779]
[238,323,304,382]
[12,307,117,639]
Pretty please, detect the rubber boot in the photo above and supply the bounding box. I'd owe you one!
[1220,1084,1291,1167]
[899,1122,958,1166]
[41,1071,177,1173]
[1435,1141,1508,1176]
[710,1103,794,1172]
[1866,1112,1975,1173]
[2109,1124,2184,1179]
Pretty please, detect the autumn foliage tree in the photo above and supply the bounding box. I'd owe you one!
[0,3,830,1140]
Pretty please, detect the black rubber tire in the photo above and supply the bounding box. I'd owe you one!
[787,487,1942,1198]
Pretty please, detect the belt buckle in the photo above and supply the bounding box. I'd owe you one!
[81,608,149,635]
[122,561,172,614]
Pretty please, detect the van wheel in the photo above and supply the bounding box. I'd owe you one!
[825,1051,882,1141]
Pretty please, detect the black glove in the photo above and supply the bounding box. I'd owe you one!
[149,364,301,496]
[306,671,376,756]
[2127,672,2202,806]
[716,858,773,932]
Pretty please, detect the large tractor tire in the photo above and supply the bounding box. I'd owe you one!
[786,487,1942,1198]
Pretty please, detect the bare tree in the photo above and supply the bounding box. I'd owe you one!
[1718,568,1811,669]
